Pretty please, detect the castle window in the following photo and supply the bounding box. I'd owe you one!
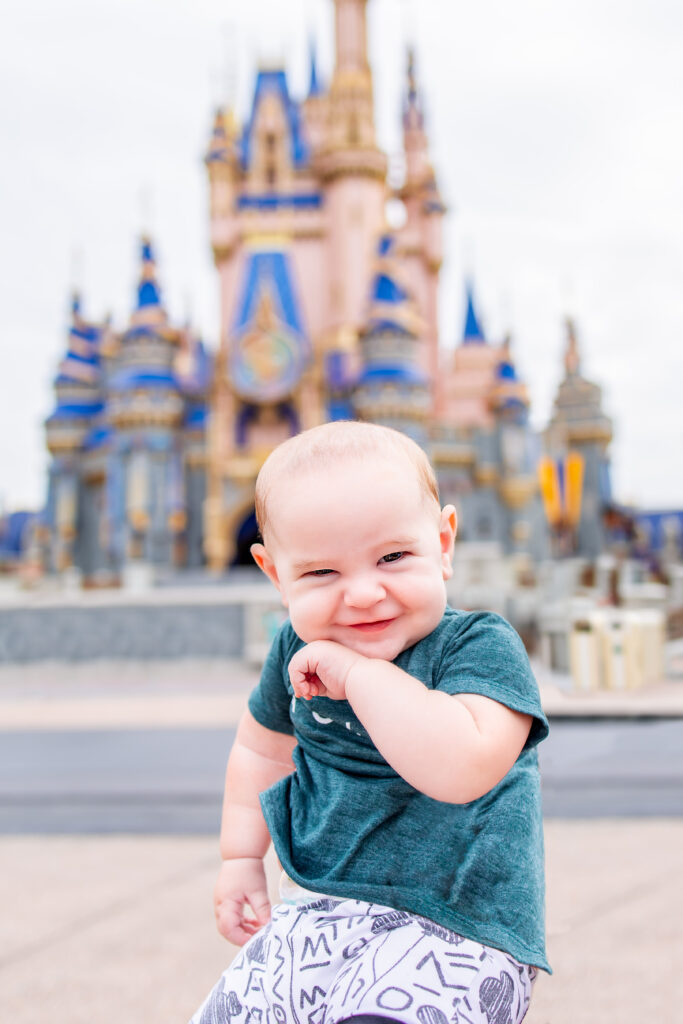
[263,132,278,188]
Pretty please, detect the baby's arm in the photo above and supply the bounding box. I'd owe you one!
[289,641,530,804]
[214,708,295,945]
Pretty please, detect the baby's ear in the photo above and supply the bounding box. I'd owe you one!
[439,505,457,580]
[250,543,284,597]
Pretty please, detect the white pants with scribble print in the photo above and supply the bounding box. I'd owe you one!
[190,897,537,1024]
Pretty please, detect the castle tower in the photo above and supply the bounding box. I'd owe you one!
[44,294,107,574]
[441,283,500,430]
[107,238,186,569]
[174,326,212,568]
[204,70,322,569]
[433,286,500,543]
[397,49,446,408]
[203,2,392,571]
[544,318,613,558]
[490,337,544,557]
[301,38,328,155]
[318,0,388,334]
[353,234,430,443]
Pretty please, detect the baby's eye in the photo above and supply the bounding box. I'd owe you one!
[380,551,406,564]
[306,568,335,577]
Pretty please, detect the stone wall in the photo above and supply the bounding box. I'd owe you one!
[0,584,280,663]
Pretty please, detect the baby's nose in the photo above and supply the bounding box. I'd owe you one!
[343,573,386,608]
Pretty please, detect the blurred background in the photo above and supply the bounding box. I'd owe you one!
[1,1,682,1021]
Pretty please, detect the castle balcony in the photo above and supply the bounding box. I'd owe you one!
[236,202,325,240]
[107,391,184,431]
[316,145,387,182]
[430,443,476,467]
[498,475,538,509]
[45,422,88,457]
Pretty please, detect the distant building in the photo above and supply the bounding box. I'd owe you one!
[42,0,613,583]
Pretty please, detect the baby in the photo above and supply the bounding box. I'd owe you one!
[191,421,549,1024]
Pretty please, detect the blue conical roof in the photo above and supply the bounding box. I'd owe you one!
[308,37,322,97]
[136,236,162,311]
[463,283,485,342]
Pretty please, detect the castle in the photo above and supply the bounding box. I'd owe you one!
[42,0,613,585]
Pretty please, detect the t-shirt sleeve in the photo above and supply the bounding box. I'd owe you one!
[247,621,298,736]
[437,611,549,749]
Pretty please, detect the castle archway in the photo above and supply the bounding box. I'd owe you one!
[231,507,260,567]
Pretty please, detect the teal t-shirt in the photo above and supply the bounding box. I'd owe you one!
[248,605,550,972]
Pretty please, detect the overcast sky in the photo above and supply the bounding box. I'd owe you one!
[1,0,682,512]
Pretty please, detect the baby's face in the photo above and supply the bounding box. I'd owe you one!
[253,457,456,661]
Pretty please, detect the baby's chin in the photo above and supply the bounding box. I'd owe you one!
[327,632,412,662]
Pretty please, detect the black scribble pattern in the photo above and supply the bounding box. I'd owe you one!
[417,1003,450,1024]
[246,930,268,964]
[190,903,534,1024]
[479,971,514,1024]
[199,979,242,1024]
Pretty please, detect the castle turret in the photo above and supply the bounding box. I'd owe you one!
[490,337,542,556]
[441,283,500,429]
[44,294,107,573]
[318,0,387,333]
[107,238,186,567]
[206,106,241,265]
[301,37,328,155]
[397,49,446,406]
[175,327,212,568]
[353,235,429,443]
[544,318,613,557]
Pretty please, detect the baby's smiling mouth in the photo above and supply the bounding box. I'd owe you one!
[346,618,396,633]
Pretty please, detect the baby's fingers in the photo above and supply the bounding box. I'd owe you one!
[215,899,250,945]
[290,662,323,699]
[216,894,270,946]
[294,678,321,700]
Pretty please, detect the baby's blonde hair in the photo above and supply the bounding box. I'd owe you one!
[254,421,440,543]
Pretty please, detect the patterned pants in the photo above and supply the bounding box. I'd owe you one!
[190,897,536,1024]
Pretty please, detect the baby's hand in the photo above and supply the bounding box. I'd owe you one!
[214,857,271,946]
[288,640,365,702]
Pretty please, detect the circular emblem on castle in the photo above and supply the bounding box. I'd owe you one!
[229,290,306,402]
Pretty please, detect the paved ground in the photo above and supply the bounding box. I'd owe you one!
[1,824,682,1024]
[4,718,683,833]
[1,656,683,1022]
[1,648,683,728]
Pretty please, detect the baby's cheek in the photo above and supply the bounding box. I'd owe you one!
[289,597,330,642]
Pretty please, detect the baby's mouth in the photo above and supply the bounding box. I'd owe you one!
[347,618,395,633]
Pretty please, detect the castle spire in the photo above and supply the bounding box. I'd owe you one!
[333,0,370,74]
[308,35,322,97]
[403,46,424,132]
[564,316,581,377]
[323,0,383,155]
[136,236,162,311]
[318,0,387,332]
[130,235,167,328]
[463,282,485,343]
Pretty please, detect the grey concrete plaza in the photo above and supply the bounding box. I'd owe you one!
[1,824,682,1024]
[1,656,682,1023]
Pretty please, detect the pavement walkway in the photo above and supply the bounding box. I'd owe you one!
[1,824,682,1024]
[1,656,682,1023]
[1,647,683,730]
